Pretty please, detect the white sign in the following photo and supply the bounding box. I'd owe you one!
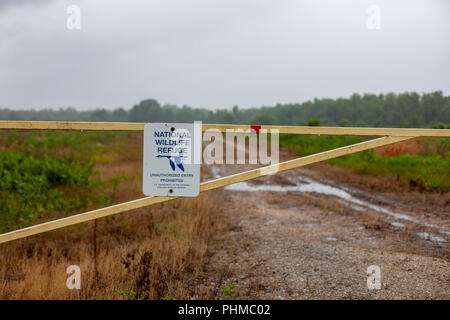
[143,123,201,197]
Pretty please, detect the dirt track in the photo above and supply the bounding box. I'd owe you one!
[197,149,449,299]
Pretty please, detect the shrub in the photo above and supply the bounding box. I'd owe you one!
[0,151,94,231]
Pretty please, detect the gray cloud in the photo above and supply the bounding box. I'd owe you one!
[0,0,449,110]
[0,0,54,11]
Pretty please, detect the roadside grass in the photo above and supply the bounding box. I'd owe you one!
[0,130,225,299]
[0,194,222,299]
[280,135,450,192]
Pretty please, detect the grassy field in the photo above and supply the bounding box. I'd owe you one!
[0,131,118,232]
[280,135,450,192]
[0,130,226,299]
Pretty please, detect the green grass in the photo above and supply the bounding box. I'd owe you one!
[0,130,124,232]
[0,151,94,232]
[219,283,236,300]
[0,130,118,159]
[280,135,450,192]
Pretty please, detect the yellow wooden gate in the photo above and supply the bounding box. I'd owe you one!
[0,120,448,244]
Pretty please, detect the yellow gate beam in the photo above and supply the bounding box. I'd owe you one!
[0,120,449,136]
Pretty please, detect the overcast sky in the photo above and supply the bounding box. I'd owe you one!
[0,0,449,110]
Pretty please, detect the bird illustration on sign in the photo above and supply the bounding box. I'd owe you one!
[156,155,185,172]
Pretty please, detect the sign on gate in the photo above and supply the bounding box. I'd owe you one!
[143,123,201,197]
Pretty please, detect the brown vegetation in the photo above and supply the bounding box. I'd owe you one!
[0,194,224,299]
[0,132,227,299]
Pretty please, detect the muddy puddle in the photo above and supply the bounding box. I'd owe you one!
[211,166,448,245]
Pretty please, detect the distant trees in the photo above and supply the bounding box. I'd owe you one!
[339,119,351,127]
[1,91,449,128]
[128,99,161,122]
[308,119,321,127]
[90,109,108,122]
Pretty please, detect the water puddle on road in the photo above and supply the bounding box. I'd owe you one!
[211,166,448,244]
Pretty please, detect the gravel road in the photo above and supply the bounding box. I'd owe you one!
[197,148,449,300]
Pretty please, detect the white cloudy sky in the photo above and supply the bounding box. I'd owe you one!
[0,0,449,110]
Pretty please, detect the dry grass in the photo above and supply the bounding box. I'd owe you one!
[375,139,425,156]
[0,194,223,299]
[0,131,227,299]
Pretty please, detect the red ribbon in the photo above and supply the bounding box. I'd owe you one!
[250,125,261,134]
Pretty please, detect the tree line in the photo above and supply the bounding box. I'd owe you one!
[1,91,449,128]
